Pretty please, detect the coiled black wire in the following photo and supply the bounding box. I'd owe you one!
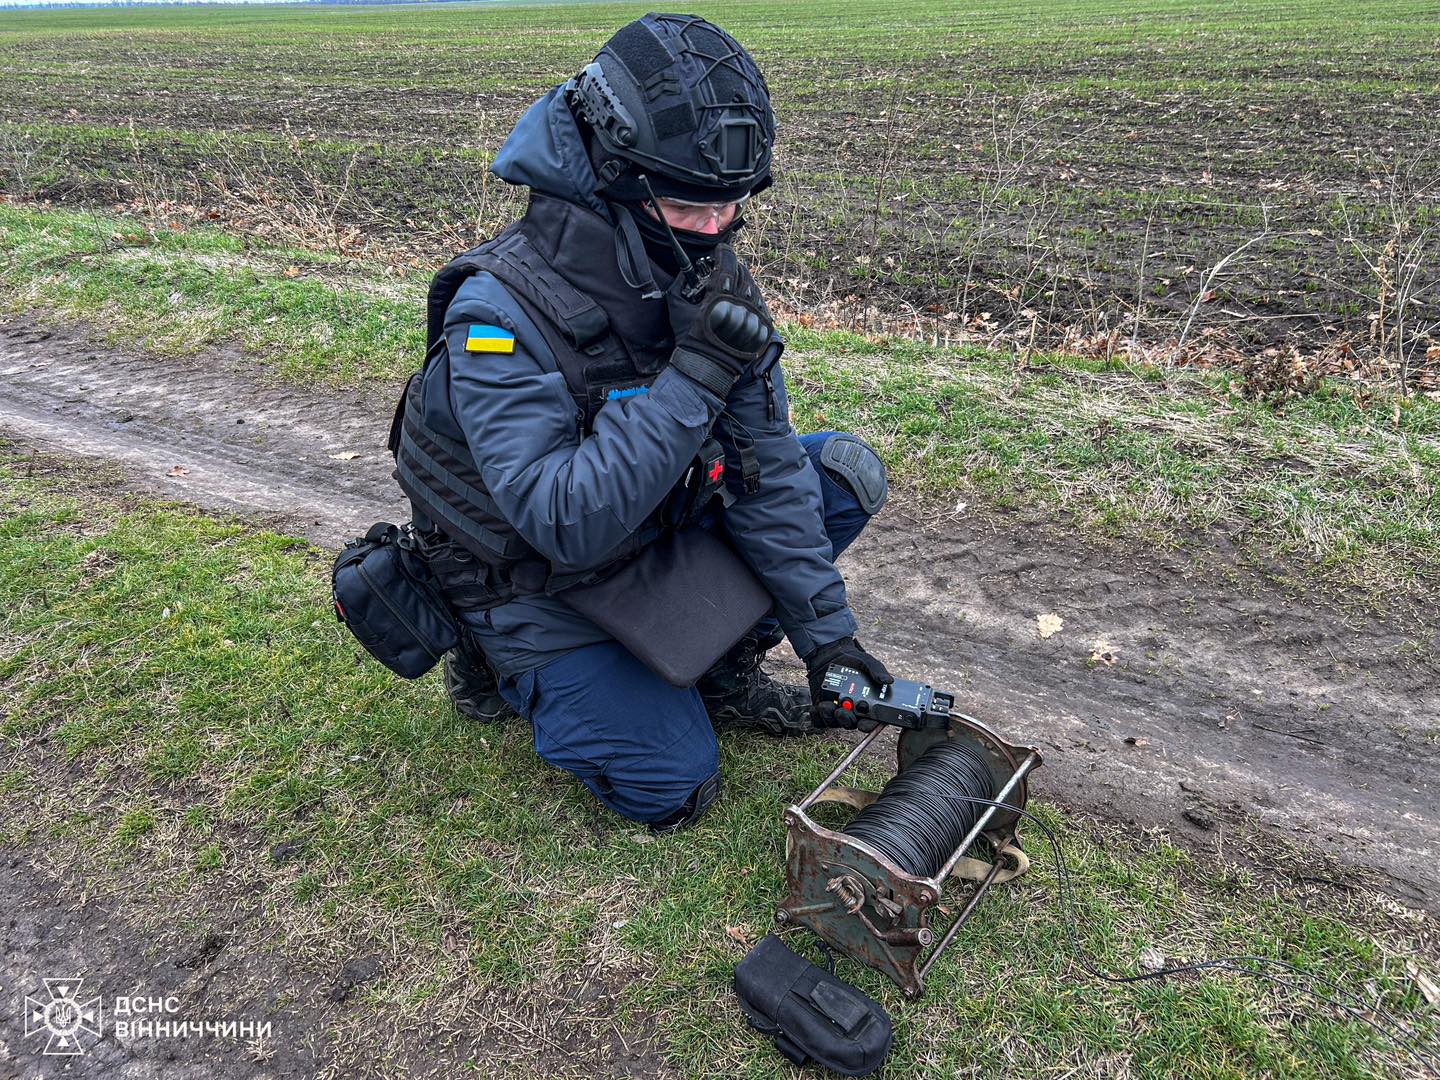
[843,738,1000,878]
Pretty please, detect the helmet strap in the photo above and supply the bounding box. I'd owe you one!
[595,157,628,193]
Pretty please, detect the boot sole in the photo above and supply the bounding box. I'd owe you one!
[448,693,516,724]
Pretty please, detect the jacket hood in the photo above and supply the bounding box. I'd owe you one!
[490,84,610,218]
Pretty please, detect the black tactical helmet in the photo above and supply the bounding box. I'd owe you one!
[568,13,776,203]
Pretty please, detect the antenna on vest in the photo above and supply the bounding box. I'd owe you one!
[638,173,709,302]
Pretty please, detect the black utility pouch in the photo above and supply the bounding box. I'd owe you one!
[332,522,460,679]
[556,526,772,689]
[734,935,892,1076]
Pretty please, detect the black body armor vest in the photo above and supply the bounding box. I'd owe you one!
[388,194,728,609]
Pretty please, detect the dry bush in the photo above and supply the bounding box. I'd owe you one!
[1233,343,1323,404]
[1337,138,1439,398]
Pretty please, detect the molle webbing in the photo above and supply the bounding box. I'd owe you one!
[482,232,611,352]
[391,374,531,563]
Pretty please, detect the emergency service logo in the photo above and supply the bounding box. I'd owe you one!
[23,977,103,1055]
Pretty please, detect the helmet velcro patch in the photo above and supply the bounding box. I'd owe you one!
[652,102,697,140]
[609,20,672,81]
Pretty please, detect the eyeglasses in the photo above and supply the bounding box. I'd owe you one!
[650,194,750,232]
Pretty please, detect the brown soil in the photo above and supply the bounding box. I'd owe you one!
[1,315,1436,1075]
[6,26,1438,382]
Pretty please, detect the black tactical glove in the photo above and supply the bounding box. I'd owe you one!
[666,244,773,401]
[803,636,894,731]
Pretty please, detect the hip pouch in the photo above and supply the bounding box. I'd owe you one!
[332,522,460,679]
[734,934,893,1076]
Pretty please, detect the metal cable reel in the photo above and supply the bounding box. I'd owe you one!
[764,672,1440,1078]
[776,671,1043,998]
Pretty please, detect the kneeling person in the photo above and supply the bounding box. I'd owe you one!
[394,14,893,833]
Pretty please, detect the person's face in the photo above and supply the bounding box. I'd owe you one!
[647,194,748,235]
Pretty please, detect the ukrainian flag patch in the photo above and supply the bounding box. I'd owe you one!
[465,324,515,354]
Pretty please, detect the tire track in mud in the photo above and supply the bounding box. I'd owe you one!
[2,319,1436,912]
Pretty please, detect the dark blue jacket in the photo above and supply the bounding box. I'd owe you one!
[443,85,857,676]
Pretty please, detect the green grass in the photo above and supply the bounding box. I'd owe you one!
[781,330,1440,585]
[3,200,1436,594]
[0,201,425,382]
[1,458,1435,1078]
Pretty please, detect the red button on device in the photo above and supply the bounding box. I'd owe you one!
[841,699,853,710]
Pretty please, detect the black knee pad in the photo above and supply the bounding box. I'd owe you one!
[648,772,721,835]
[819,433,888,515]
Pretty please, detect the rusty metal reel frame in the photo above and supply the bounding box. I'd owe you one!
[775,714,1041,997]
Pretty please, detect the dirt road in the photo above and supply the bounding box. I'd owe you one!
[1,318,1435,914]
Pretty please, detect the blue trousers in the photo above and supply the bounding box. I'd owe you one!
[492,431,877,824]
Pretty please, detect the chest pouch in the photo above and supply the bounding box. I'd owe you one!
[554,525,772,688]
[585,367,658,426]
[661,436,733,527]
[691,436,733,511]
[332,522,461,679]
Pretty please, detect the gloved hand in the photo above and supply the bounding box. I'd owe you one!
[666,244,774,401]
[804,636,894,730]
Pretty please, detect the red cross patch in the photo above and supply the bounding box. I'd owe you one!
[707,458,725,483]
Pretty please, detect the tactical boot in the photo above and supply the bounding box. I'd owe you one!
[443,633,515,723]
[698,628,814,736]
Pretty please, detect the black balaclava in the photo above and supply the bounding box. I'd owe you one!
[581,120,742,279]
[624,195,742,277]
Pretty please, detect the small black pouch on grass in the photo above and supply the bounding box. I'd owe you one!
[556,526,772,689]
[332,522,460,679]
[734,934,893,1076]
